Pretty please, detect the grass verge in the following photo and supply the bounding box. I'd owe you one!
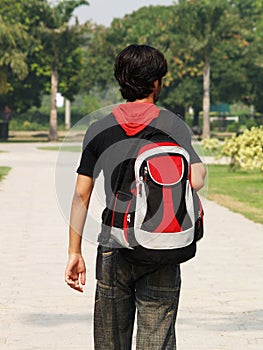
[207,165,263,224]
[0,167,11,182]
[37,145,81,152]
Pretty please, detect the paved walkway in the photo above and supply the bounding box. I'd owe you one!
[0,143,262,349]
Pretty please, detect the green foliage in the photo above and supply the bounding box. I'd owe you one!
[8,93,101,131]
[52,0,89,27]
[226,122,240,133]
[175,0,239,56]
[80,24,116,93]
[80,6,175,94]
[0,0,51,109]
[174,0,250,137]
[0,12,29,93]
[200,138,220,153]
[221,126,263,171]
[39,0,89,97]
[81,1,263,127]
[71,94,101,117]
[1,0,263,133]
[0,0,90,117]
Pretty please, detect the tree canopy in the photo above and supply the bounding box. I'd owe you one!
[80,0,263,136]
[0,0,89,140]
[0,0,262,138]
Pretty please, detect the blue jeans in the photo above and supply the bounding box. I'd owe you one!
[94,246,181,350]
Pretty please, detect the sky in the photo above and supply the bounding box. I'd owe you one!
[74,0,175,27]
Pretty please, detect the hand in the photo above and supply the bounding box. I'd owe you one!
[65,253,86,293]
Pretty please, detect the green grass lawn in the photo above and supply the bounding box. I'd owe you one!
[0,166,11,182]
[207,165,263,224]
[38,145,81,152]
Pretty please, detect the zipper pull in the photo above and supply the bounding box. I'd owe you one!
[139,176,143,196]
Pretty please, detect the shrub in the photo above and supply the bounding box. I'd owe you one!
[22,121,32,130]
[200,138,220,153]
[220,126,263,171]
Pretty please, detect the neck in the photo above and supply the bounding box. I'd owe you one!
[132,93,155,104]
[134,96,154,104]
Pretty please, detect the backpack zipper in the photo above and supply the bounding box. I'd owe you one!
[139,176,143,196]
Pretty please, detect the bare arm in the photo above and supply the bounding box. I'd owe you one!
[65,174,94,293]
[191,163,206,191]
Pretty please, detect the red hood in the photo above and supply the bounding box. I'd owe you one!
[112,102,160,136]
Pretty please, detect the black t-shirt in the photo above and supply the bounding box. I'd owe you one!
[77,110,201,203]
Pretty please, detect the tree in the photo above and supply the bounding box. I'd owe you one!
[236,0,263,118]
[80,24,116,94]
[0,11,28,95]
[40,0,89,141]
[79,1,263,133]
[0,0,51,112]
[174,0,245,138]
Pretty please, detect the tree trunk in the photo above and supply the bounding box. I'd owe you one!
[65,99,71,130]
[48,67,58,141]
[202,60,211,138]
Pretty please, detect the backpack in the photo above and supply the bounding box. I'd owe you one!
[99,115,204,265]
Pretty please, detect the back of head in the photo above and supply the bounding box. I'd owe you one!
[114,44,168,102]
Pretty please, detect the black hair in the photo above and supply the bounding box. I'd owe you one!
[114,44,168,102]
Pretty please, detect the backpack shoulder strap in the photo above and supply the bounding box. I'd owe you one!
[153,110,177,141]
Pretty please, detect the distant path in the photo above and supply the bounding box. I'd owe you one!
[0,143,262,349]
